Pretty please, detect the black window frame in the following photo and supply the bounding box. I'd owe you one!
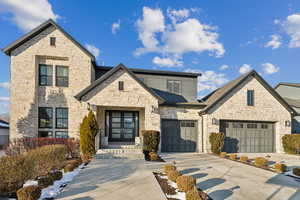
[167,80,181,95]
[38,131,53,138]
[39,64,53,86]
[50,37,56,46]
[55,131,68,138]
[247,90,254,106]
[56,66,69,87]
[56,108,68,129]
[118,81,124,91]
[38,107,53,128]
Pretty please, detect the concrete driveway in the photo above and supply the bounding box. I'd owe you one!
[162,153,300,200]
[56,154,166,200]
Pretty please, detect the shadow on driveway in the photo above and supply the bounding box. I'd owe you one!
[197,178,225,190]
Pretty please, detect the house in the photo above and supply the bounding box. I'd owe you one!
[2,19,296,153]
[0,119,9,149]
[275,83,300,133]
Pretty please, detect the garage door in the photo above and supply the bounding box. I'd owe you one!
[161,119,198,152]
[220,120,275,153]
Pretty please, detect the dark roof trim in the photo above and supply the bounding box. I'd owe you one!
[274,82,300,89]
[2,19,95,61]
[0,119,9,125]
[0,125,9,129]
[200,70,297,115]
[161,102,206,107]
[75,63,165,103]
[96,66,201,78]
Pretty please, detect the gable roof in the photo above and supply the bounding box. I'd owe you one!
[284,98,300,110]
[200,70,297,115]
[2,19,95,60]
[75,63,165,103]
[95,66,201,78]
[274,82,300,89]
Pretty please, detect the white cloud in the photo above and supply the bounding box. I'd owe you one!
[185,68,228,96]
[219,64,229,71]
[85,44,100,58]
[152,56,182,67]
[0,97,9,102]
[239,64,252,74]
[281,14,300,48]
[265,34,281,49]
[135,7,225,67]
[0,0,59,32]
[112,20,120,34]
[135,7,165,55]
[0,82,10,89]
[262,62,279,74]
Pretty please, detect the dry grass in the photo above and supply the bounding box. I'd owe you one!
[239,156,248,163]
[167,170,182,182]
[293,168,300,176]
[176,175,196,192]
[164,164,176,174]
[219,152,227,158]
[254,157,268,167]
[229,154,237,160]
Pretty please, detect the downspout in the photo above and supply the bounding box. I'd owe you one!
[199,112,205,153]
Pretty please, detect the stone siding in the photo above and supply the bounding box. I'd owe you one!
[10,25,92,139]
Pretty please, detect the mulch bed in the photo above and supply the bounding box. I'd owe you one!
[153,172,212,200]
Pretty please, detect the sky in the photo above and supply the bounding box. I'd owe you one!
[0,0,300,114]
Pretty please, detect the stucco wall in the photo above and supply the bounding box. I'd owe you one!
[203,76,292,153]
[10,25,92,139]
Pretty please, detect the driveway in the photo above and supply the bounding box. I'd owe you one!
[162,153,300,200]
[56,154,166,200]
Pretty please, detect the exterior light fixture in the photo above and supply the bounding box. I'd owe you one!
[212,118,219,125]
[285,120,291,127]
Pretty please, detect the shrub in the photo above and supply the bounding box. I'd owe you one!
[186,186,202,200]
[282,134,300,154]
[142,130,160,152]
[0,154,33,197]
[17,185,41,200]
[240,156,248,163]
[254,157,268,167]
[66,159,81,168]
[219,152,227,158]
[49,171,63,181]
[209,132,225,154]
[149,152,159,161]
[81,154,92,164]
[37,176,54,188]
[167,170,182,182]
[176,175,196,192]
[164,164,176,174]
[64,163,76,173]
[229,154,237,160]
[274,163,287,173]
[80,110,99,157]
[293,168,300,176]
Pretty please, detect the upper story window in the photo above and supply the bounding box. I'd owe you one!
[167,80,181,95]
[50,37,56,46]
[56,66,69,87]
[247,90,254,106]
[39,64,53,86]
[56,108,68,129]
[118,81,124,91]
[39,107,53,128]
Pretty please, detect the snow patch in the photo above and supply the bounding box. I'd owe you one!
[23,180,38,187]
[158,173,186,200]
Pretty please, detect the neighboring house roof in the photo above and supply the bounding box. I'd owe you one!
[151,88,187,104]
[0,119,9,129]
[284,98,300,109]
[2,19,95,61]
[274,82,300,89]
[95,66,201,78]
[199,70,297,115]
[75,63,165,103]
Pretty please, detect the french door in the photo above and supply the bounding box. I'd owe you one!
[106,111,139,142]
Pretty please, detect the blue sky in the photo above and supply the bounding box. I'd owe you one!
[0,0,300,114]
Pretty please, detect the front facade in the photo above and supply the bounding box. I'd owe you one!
[3,19,295,153]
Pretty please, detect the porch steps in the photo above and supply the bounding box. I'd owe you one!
[95,144,143,159]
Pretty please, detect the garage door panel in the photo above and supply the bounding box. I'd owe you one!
[161,119,197,152]
[221,120,275,153]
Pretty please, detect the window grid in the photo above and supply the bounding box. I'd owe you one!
[56,66,69,87]
[56,108,68,129]
[50,37,56,46]
[39,64,53,86]
[247,90,254,106]
[38,107,53,128]
[167,80,181,95]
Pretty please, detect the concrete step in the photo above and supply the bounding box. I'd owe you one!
[95,149,143,159]
[103,145,141,149]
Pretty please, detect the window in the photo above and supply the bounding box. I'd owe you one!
[39,107,53,128]
[55,131,68,138]
[118,81,124,91]
[50,37,56,46]
[56,66,69,87]
[247,123,257,129]
[247,90,254,106]
[167,80,181,94]
[56,108,68,129]
[39,64,53,86]
[233,123,243,128]
[261,124,268,129]
[39,131,53,138]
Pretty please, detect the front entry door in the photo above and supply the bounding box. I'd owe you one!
[106,111,138,142]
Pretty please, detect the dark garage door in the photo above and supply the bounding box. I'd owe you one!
[161,119,198,152]
[220,120,275,153]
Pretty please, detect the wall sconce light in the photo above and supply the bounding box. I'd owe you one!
[285,120,291,127]
[87,103,91,110]
[212,118,219,125]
